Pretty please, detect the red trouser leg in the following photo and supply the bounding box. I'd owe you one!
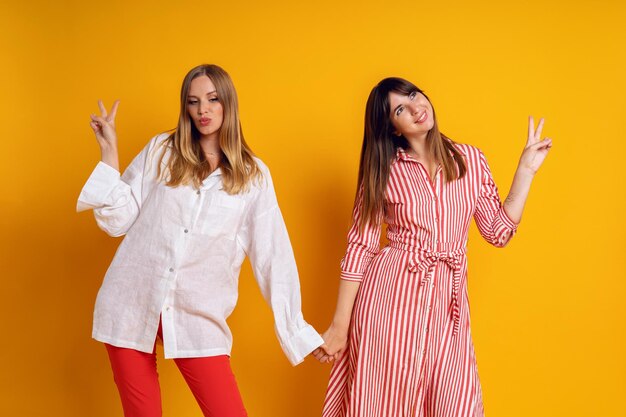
[174,355,248,417]
[105,343,162,417]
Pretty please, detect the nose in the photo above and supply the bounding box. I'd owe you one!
[408,102,419,115]
[198,99,209,115]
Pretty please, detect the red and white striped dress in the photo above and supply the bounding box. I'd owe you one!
[323,144,518,417]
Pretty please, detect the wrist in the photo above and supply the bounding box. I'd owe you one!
[331,318,350,333]
[101,150,120,171]
[515,165,536,181]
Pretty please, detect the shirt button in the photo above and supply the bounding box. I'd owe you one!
[184,229,189,233]
[166,306,171,311]
[425,328,429,333]
[196,190,201,195]
[169,268,174,272]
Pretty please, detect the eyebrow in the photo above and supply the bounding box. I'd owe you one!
[188,90,217,99]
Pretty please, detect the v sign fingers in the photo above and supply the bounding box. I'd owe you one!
[527,116,545,146]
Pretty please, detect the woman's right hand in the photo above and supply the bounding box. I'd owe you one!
[312,323,349,364]
[90,99,120,170]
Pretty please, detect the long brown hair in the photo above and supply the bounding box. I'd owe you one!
[357,77,466,230]
[158,64,261,193]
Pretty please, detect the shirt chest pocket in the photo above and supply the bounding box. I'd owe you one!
[198,194,245,241]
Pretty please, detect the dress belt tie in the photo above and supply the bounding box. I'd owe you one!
[390,242,466,336]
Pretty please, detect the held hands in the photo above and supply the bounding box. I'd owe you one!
[311,323,349,364]
[519,116,552,175]
[90,100,120,171]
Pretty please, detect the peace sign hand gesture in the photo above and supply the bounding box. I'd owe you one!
[89,100,120,171]
[519,116,552,175]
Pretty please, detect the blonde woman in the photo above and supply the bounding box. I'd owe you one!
[77,64,323,417]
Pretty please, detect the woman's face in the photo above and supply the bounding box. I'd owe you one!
[388,90,434,139]
[187,75,224,140]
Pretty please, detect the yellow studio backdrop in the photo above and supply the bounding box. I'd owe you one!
[1,0,624,416]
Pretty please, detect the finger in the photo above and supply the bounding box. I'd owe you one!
[90,121,100,132]
[98,100,108,118]
[109,99,120,121]
[527,116,535,145]
[91,114,108,125]
[528,138,552,152]
[534,117,545,143]
[320,343,336,356]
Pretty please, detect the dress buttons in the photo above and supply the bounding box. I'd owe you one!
[196,190,201,195]
[169,268,174,272]
[184,229,189,233]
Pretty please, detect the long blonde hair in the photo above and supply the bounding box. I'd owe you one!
[158,64,261,193]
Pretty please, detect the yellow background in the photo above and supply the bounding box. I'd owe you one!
[1,0,625,416]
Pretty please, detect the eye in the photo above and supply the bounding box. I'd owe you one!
[409,91,417,100]
[188,100,198,105]
[209,97,219,102]
[396,107,404,116]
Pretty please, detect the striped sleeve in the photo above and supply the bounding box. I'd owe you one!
[340,185,382,282]
[473,150,518,248]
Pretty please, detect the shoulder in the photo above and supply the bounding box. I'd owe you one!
[244,156,273,195]
[147,132,172,152]
[252,156,270,175]
[451,142,487,165]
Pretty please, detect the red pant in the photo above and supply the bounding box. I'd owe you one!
[105,322,247,417]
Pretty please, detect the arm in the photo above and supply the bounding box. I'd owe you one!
[77,100,149,237]
[502,116,552,223]
[474,116,552,247]
[313,184,382,363]
[237,165,324,366]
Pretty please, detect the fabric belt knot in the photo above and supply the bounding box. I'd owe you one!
[392,242,466,336]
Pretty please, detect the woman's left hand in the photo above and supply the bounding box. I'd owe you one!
[518,116,553,175]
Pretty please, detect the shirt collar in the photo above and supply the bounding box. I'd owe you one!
[200,167,223,190]
[394,143,465,163]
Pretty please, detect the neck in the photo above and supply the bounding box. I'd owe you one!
[404,133,430,161]
[199,134,220,156]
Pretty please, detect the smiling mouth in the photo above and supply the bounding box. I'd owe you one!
[415,111,428,124]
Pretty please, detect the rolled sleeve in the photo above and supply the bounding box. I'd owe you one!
[76,162,123,212]
[473,150,518,247]
[339,185,382,282]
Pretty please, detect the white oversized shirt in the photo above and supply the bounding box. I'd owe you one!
[77,133,323,365]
